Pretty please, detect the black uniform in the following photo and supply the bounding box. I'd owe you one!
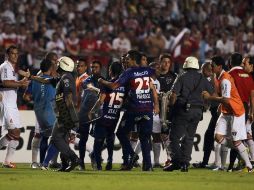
[51,72,79,169]
[158,71,177,93]
[158,71,177,132]
[169,69,214,171]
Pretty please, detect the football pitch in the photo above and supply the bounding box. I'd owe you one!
[0,164,253,190]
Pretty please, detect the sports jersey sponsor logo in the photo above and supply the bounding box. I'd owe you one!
[238,73,249,78]
[134,71,148,77]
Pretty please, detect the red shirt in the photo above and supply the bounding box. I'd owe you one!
[229,66,254,103]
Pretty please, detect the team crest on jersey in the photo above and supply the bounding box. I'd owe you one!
[12,71,15,76]
[10,119,13,123]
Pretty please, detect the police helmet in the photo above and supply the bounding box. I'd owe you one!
[57,56,75,72]
[183,56,199,70]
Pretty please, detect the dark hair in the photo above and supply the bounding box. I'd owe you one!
[110,61,123,77]
[45,52,57,61]
[6,45,18,55]
[249,56,254,65]
[159,53,172,63]
[211,55,225,67]
[127,50,141,65]
[230,52,242,67]
[91,60,102,68]
[140,52,147,58]
[149,61,159,68]
[245,55,254,65]
[40,59,53,73]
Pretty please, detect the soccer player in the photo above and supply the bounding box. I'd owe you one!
[157,53,177,167]
[149,61,163,168]
[89,61,125,170]
[23,58,56,167]
[202,55,253,172]
[76,58,89,109]
[78,60,102,170]
[99,50,159,171]
[227,53,254,171]
[0,45,29,168]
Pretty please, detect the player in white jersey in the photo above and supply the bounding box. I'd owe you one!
[149,62,163,168]
[0,45,29,168]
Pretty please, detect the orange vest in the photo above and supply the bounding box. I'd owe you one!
[218,71,245,116]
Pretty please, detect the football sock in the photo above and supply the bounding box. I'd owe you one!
[246,139,254,161]
[0,135,10,149]
[5,140,18,163]
[221,144,228,169]
[236,142,252,169]
[31,136,40,163]
[130,140,138,150]
[134,141,141,154]
[153,142,161,164]
[214,142,221,167]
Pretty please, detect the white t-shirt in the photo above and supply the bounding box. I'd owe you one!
[151,78,161,94]
[0,60,18,108]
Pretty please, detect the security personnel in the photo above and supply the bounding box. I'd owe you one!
[51,56,80,172]
[163,56,214,172]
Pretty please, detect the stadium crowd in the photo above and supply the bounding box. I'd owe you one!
[0,0,254,173]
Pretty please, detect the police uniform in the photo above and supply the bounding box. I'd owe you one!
[51,72,79,168]
[166,57,214,172]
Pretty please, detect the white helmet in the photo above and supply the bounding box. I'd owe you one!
[57,56,75,72]
[183,56,199,70]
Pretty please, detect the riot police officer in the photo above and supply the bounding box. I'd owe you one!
[164,56,214,172]
[51,56,80,172]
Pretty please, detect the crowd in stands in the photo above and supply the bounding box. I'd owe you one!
[0,0,254,108]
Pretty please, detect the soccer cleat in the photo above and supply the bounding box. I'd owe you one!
[41,166,49,170]
[212,167,225,171]
[163,159,171,167]
[2,162,16,168]
[142,167,153,172]
[119,164,130,171]
[163,163,181,172]
[128,153,139,170]
[79,163,85,171]
[180,163,189,172]
[242,167,253,173]
[153,163,163,168]
[65,157,80,172]
[105,162,112,171]
[31,162,40,169]
[192,162,206,168]
[48,162,61,169]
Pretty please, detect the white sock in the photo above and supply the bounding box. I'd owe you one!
[221,144,228,169]
[246,139,254,161]
[86,144,93,154]
[5,140,19,163]
[130,140,138,150]
[0,135,10,149]
[31,137,40,163]
[236,142,252,169]
[214,142,221,167]
[153,142,161,164]
[134,141,141,154]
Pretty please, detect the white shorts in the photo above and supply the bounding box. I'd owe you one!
[152,114,161,133]
[34,118,40,134]
[215,113,247,141]
[1,106,21,130]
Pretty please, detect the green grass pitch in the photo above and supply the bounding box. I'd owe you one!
[0,164,253,190]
